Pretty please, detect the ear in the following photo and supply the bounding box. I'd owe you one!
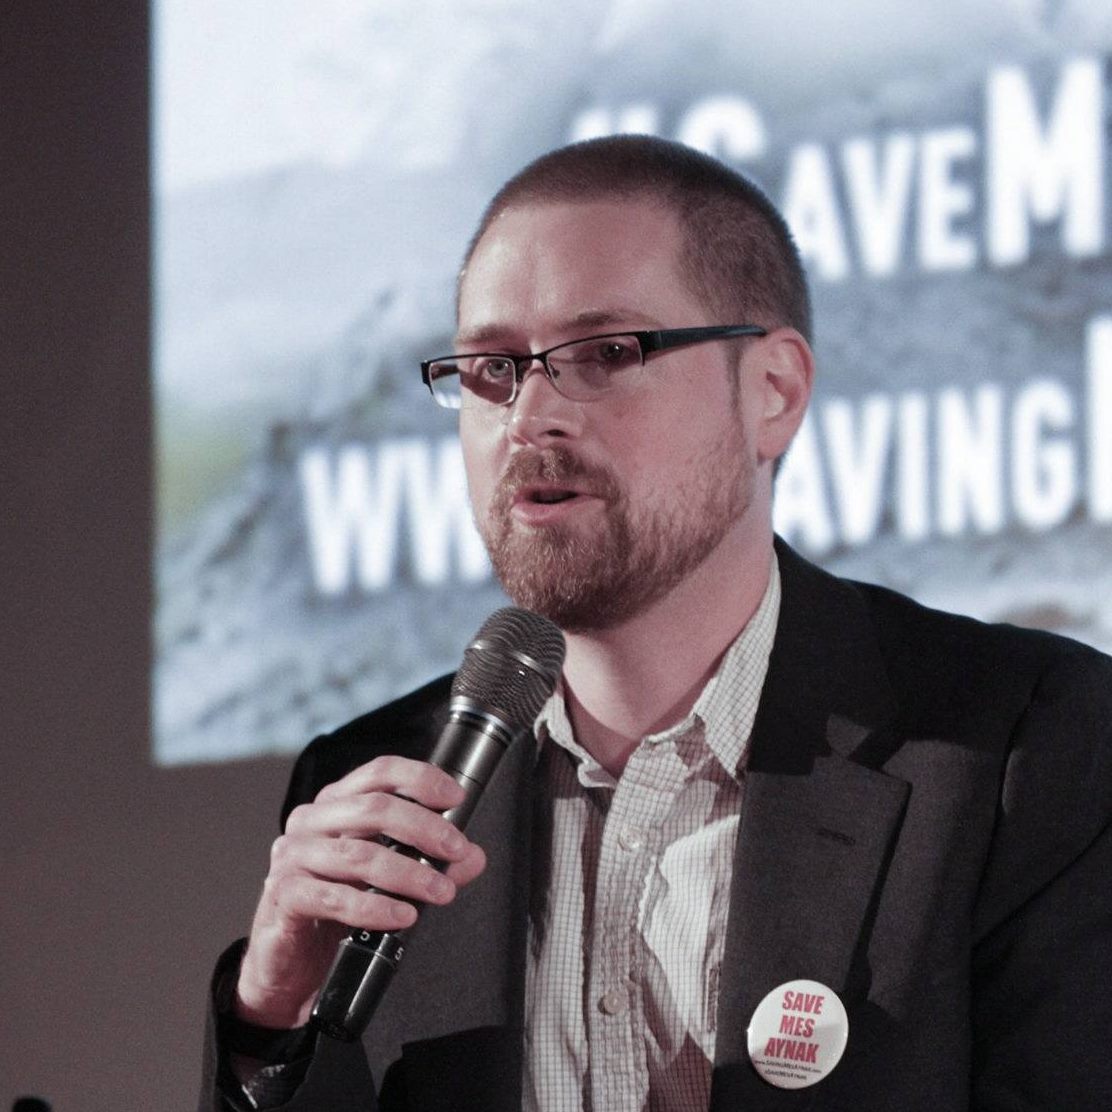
[753,327,814,463]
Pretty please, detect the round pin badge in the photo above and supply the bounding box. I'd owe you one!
[747,978,848,1089]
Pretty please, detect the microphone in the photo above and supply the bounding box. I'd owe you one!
[310,606,565,1042]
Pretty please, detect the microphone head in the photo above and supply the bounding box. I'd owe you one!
[451,607,566,731]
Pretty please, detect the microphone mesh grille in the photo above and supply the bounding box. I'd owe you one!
[451,608,566,732]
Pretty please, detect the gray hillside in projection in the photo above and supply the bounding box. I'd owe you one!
[156,57,1112,764]
[156,161,491,414]
[156,276,511,765]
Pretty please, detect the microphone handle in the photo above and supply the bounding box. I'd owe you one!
[311,706,516,1042]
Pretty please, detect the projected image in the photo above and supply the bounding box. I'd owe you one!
[153,0,1112,764]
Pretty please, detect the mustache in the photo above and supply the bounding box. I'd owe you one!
[493,447,622,504]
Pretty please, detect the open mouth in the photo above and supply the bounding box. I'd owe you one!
[514,482,586,506]
[530,489,577,504]
[507,471,608,519]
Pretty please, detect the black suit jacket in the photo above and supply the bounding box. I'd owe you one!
[201,542,1112,1110]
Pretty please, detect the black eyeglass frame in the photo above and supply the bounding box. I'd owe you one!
[420,324,768,407]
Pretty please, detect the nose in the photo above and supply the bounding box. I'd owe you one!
[507,360,584,447]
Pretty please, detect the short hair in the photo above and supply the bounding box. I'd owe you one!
[461,134,812,342]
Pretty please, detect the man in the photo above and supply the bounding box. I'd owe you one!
[201,136,1112,1111]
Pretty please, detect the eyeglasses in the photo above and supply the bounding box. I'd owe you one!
[420,324,767,409]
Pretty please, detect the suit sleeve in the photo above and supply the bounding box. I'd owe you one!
[197,735,384,1112]
[197,939,380,1112]
[970,649,1112,1110]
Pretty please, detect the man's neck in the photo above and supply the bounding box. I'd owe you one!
[560,535,774,778]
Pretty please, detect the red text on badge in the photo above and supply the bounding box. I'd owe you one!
[782,990,825,1014]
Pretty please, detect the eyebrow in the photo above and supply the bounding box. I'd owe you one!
[455,308,661,350]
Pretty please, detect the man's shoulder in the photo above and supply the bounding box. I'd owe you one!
[854,573,1098,649]
[778,537,1110,677]
[854,573,1103,667]
[775,539,1112,743]
[279,673,454,824]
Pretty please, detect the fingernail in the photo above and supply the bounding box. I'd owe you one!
[428,875,453,900]
[441,829,465,854]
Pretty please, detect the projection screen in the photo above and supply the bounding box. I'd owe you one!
[153,1,1112,764]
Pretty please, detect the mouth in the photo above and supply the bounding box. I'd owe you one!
[524,487,582,504]
[515,484,585,506]
[507,482,603,525]
[496,448,617,526]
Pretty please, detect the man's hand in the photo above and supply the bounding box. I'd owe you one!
[234,755,488,1029]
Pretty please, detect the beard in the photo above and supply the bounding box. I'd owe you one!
[477,437,753,633]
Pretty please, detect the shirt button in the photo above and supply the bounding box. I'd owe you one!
[599,988,627,1015]
[618,826,645,851]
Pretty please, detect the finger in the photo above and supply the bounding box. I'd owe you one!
[443,842,487,888]
[286,793,473,863]
[315,755,467,812]
[276,835,459,907]
[270,872,421,933]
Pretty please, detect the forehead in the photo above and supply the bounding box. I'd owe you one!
[457,199,703,339]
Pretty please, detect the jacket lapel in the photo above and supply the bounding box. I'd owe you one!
[711,543,909,1109]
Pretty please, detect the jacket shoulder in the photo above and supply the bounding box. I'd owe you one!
[775,538,1112,738]
[859,575,1112,750]
[853,574,1112,692]
[279,673,453,826]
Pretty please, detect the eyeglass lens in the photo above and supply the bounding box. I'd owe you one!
[427,334,644,408]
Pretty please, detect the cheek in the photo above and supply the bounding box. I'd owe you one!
[635,409,704,472]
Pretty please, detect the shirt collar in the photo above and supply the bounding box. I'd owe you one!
[536,552,781,787]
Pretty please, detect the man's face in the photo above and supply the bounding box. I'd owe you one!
[457,199,764,632]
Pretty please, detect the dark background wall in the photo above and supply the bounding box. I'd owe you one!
[1,6,291,1108]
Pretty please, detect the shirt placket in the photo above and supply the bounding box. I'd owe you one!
[587,737,689,1112]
